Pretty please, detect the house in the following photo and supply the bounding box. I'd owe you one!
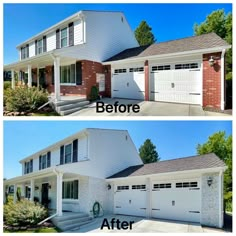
[4,128,226,228]
[4,10,231,111]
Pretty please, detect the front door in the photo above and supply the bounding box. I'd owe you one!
[41,183,49,207]
[39,68,46,89]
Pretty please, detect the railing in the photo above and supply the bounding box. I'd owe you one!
[38,213,58,225]
[38,97,56,111]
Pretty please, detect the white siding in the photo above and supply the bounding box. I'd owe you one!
[29,42,35,57]
[51,149,60,167]
[74,19,83,45]
[78,136,88,161]
[47,32,56,52]
[33,158,39,172]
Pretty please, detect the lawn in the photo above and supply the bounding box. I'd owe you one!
[4,227,60,233]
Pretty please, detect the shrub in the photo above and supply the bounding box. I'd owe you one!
[4,81,11,90]
[4,87,48,112]
[4,200,48,226]
[89,85,99,101]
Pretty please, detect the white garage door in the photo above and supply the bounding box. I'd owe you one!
[114,184,146,217]
[151,180,200,223]
[112,66,145,100]
[150,62,202,104]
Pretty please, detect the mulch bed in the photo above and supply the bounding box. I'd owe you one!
[4,221,54,231]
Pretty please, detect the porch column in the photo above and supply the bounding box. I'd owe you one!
[13,184,17,203]
[18,71,21,85]
[28,65,32,87]
[30,179,35,202]
[11,69,15,89]
[21,184,26,198]
[56,172,63,216]
[54,57,61,101]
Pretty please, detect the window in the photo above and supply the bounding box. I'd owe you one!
[24,159,33,174]
[153,183,171,189]
[114,69,126,74]
[39,152,51,170]
[37,39,43,54]
[60,65,75,84]
[21,46,28,59]
[117,186,129,190]
[176,182,198,188]
[65,144,72,163]
[152,65,171,71]
[132,185,146,190]
[62,180,79,199]
[175,63,199,70]
[61,28,68,48]
[129,67,144,72]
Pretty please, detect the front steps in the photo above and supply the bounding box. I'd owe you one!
[53,98,90,115]
[52,212,93,232]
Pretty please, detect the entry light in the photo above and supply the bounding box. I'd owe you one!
[207,176,213,186]
[107,184,111,190]
[209,56,215,67]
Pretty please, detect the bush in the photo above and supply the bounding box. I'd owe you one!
[89,86,99,101]
[4,200,48,226]
[4,81,11,90]
[4,87,48,112]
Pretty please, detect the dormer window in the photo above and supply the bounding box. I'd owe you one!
[37,39,43,54]
[61,27,68,48]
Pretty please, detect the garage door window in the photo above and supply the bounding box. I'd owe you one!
[152,65,171,71]
[175,63,198,70]
[114,69,126,74]
[176,182,198,188]
[117,185,129,190]
[153,183,171,189]
[132,185,146,189]
[129,67,144,72]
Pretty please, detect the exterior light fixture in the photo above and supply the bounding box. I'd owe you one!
[48,184,51,189]
[35,186,39,190]
[209,56,215,67]
[207,176,213,186]
[107,184,111,190]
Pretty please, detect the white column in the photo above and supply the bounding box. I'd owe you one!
[221,49,226,110]
[30,179,35,202]
[11,69,15,89]
[21,184,25,198]
[37,67,39,88]
[219,171,223,228]
[18,71,21,85]
[13,184,17,203]
[56,172,63,216]
[146,177,151,218]
[54,57,61,101]
[3,184,7,204]
[28,65,32,87]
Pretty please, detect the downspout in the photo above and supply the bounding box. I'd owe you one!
[221,49,226,110]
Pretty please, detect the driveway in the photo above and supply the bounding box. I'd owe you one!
[66,214,224,233]
[70,98,230,116]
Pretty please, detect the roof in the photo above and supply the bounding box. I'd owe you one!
[105,33,230,62]
[107,153,226,179]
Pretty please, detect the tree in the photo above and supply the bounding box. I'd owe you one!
[196,131,232,211]
[139,139,160,163]
[135,21,155,46]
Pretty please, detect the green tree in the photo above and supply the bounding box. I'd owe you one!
[139,139,160,164]
[135,21,155,46]
[197,131,232,211]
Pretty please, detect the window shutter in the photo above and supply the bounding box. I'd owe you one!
[39,155,42,170]
[35,40,38,55]
[60,145,64,165]
[21,47,23,60]
[71,64,75,84]
[56,29,60,49]
[47,151,51,167]
[26,44,29,58]
[73,180,79,199]
[68,22,74,46]
[72,139,78,162]
[76,61,82,85]
[52,65,54,85]
[43,36,47,52]
[30,159,33,172]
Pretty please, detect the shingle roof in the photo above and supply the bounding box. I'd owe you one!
[105,33,229,62]
[107,153,226,179]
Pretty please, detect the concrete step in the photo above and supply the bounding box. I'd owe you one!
[59,107,84,116]
[58,218,93,231]
[57,101,90,112]
[53,212,89,223]
[55,98,87,107]
[57,216,92,226]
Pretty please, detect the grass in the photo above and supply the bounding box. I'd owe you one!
[31,111,60,116]
[4,227,61,233]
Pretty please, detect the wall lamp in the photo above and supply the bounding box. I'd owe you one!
[48,184,51,189]
[209,56,216,67]
[107,184,111,190]
[207,176,213,187]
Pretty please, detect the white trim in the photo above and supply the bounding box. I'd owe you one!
[221,49,226,110]
[219,170,223,228]
[60,27,69,48]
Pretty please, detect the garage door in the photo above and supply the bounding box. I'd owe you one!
[150,62,202,104]
[151,180,200,223]
[112,66,145,100]
[114,184,146,216]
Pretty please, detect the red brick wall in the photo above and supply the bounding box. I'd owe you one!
[203,52,222,109]
[103,65,111,97]
[144,60,149,101]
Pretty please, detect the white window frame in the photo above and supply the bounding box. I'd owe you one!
[62,179,79,200]
[64,143,72,164]
[37,39,43,55]
[60,64,76,86]
[39,153,50,170]
[60,27,68,48]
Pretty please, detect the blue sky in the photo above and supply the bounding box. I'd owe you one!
[4,3,232,64]
[4,120,232,179]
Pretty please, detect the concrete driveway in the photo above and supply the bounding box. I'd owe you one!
[70,98,230,116]
[66,214,223,233]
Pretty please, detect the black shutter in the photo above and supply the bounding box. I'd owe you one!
[21,47,23,60]
[71,64,75,83]
[60,146,64,165]
[68,22,74,46]
[35,40,38,55]
[72,139,78,162]
[52,66,54,85]
[47,152,51,167]
[56,29,60,49]
[39,155,42,170]
[43,36,47,52]
[26,44,29,58]
[76,61,82,85]
[30,160,33,172]
[73,180,79,199]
